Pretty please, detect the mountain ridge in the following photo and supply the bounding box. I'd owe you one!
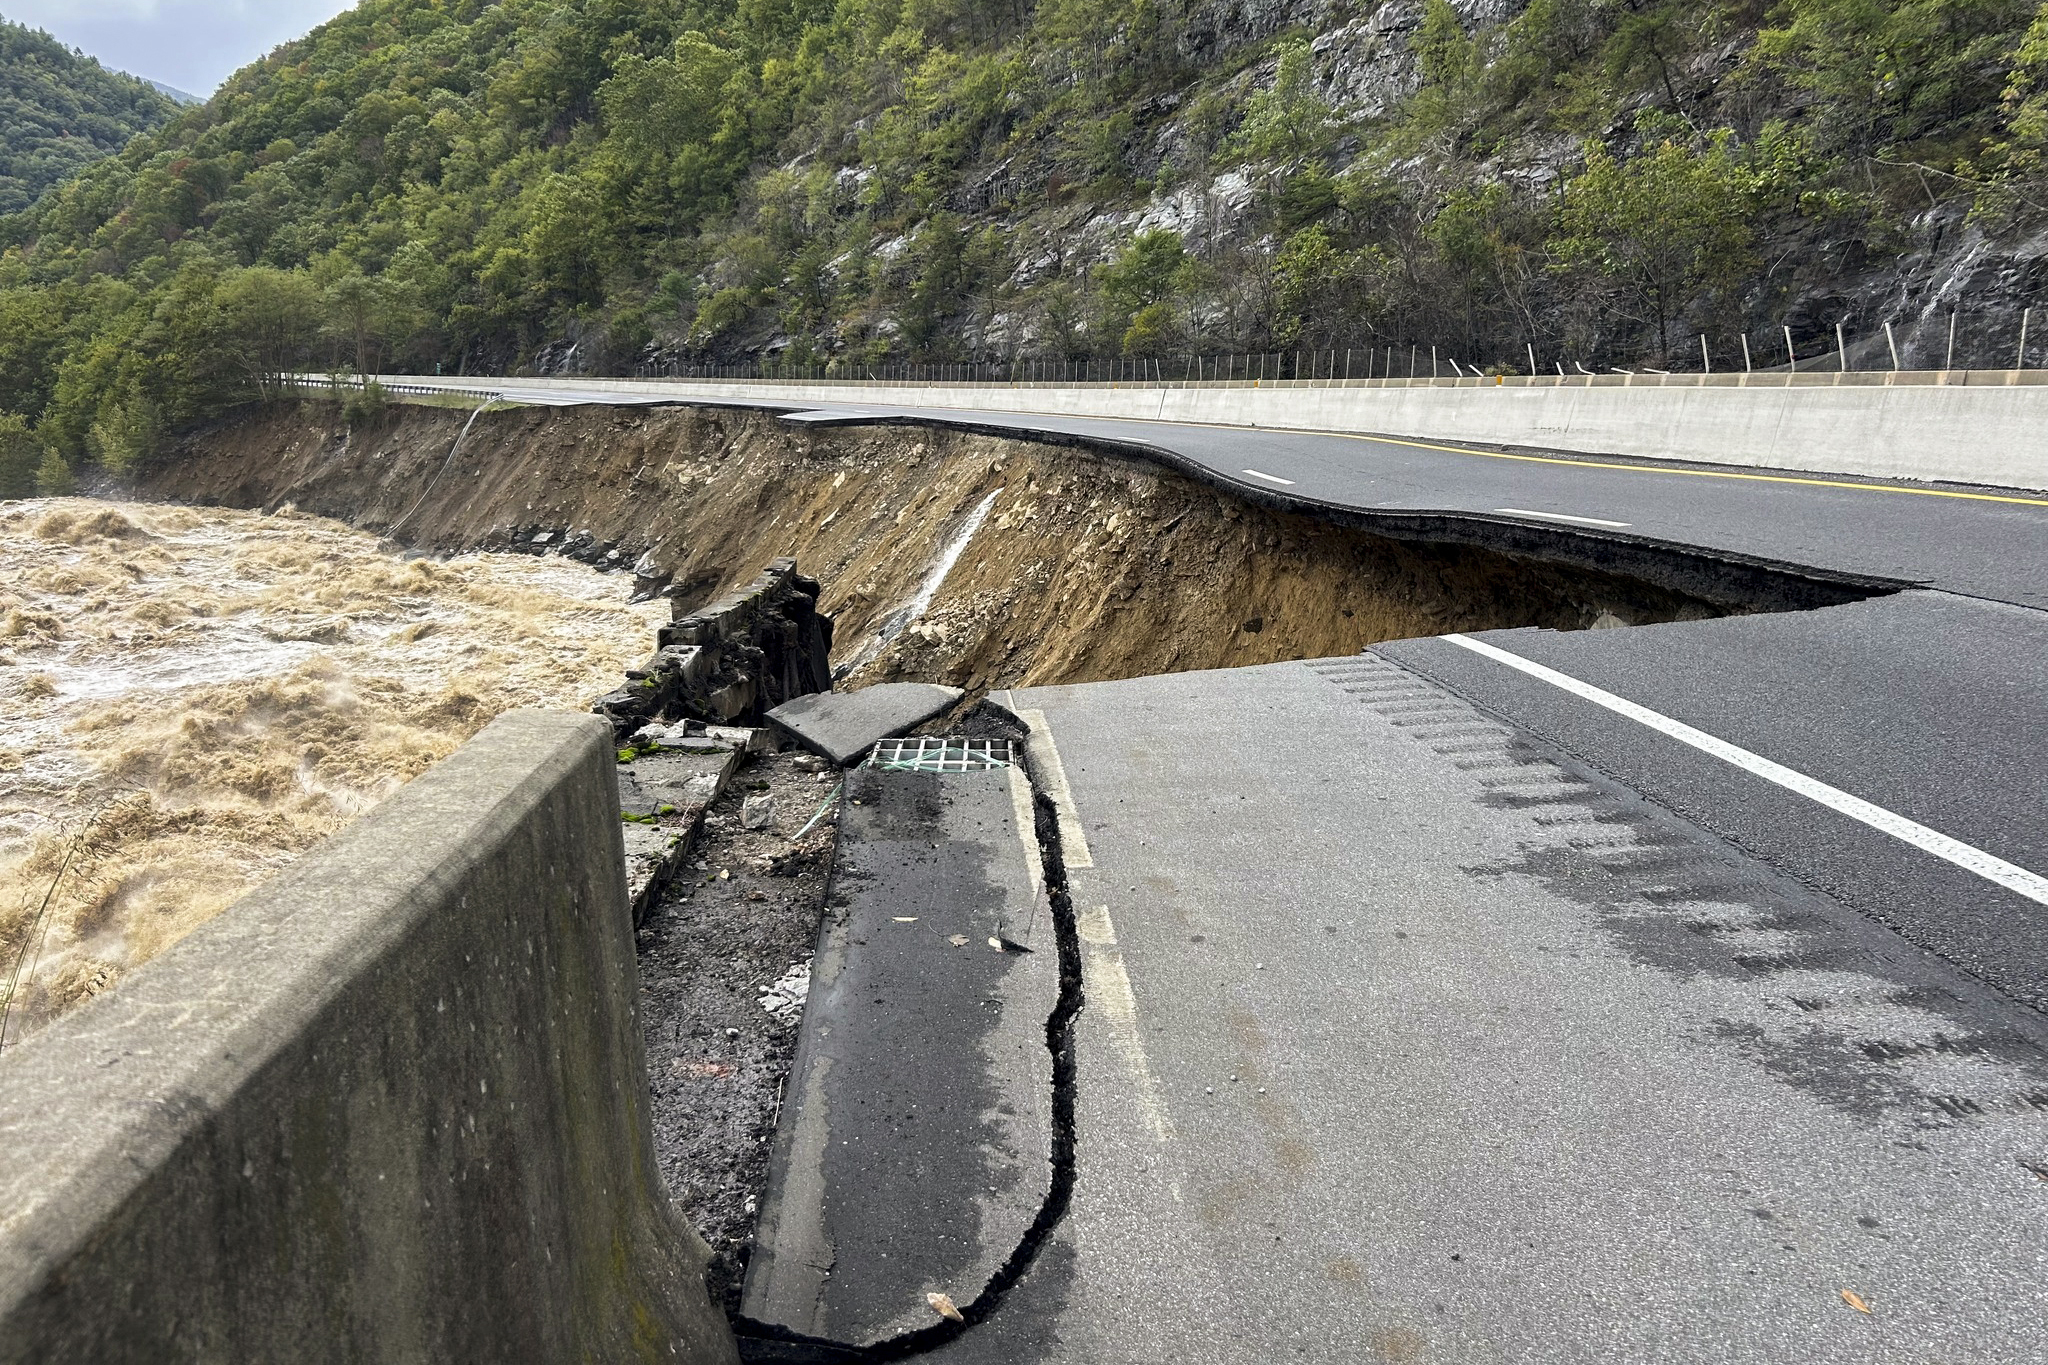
[4,0,2048,494]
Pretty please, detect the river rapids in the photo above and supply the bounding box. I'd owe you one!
[0,498,662,1045]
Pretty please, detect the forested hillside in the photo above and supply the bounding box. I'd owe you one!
[0,18,176,213]
[6,0,2048,495]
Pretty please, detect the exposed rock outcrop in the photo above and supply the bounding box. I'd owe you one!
[593,558,835,737]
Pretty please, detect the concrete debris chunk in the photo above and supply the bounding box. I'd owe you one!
[743,794,779,831]
[766,682,966,767]
[705,724,771,753]
[595,556,833,738]
[616,742,747,923]
[757,960,810,1027]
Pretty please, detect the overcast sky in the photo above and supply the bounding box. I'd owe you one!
[5,1,357,96]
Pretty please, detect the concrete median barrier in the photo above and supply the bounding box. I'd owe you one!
[358,372,2048,491]
[0,710,738,1365]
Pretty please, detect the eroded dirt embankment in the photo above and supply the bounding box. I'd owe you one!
[149,402,1736,691]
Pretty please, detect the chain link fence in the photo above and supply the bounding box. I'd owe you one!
[626,309,2048,388]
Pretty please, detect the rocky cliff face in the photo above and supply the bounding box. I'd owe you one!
[842,0,2044,376]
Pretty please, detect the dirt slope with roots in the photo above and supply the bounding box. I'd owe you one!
[147,402,1732,693]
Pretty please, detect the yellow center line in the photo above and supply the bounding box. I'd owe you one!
[1149,416,2048,508]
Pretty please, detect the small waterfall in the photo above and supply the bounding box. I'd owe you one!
[389,395,498,537]
[836,488,1000,680]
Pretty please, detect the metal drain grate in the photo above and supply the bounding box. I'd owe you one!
[867,737,1015,772]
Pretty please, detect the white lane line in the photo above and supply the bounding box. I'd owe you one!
[1242,468,1296,486]
[1078,906,1176,1142]
[1494,507,1632,528]
[1016,708,1093,868]
[1441,634,2048,907]
[1006,765,1048,948]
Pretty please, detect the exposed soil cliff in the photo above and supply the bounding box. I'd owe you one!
[145,400,1733,696]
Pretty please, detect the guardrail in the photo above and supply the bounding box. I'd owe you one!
[283,375,504,401]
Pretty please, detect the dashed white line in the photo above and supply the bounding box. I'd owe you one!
[1241,468,1296,486]
[1495,507,1632,528]
[1442,634,2048,907]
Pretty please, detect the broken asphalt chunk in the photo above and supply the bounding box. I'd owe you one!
[767,682,965,767]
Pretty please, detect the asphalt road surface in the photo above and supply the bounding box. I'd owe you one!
[939,662,2048,1362]
[478,384,2048,605]
[447,379,2048,1359]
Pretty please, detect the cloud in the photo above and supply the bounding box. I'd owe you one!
[11,2,164,18]
[5,0,358,93]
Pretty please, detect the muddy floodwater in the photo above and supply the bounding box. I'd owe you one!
[0,498,663,1044]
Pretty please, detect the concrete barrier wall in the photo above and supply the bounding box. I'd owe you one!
[380,373,2048,491]
[0,711,738,1365]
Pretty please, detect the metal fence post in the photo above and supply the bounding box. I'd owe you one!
[1947,311,1957,371]
[1741,334,1752,372]
[1784,325,1797,373]
[1885,321,1901,371]
[1700,335,1710,374]
[2018,308,2031,369]
[1837,320,1848,372]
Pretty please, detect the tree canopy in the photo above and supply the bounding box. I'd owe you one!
[0,16,178,214]
[4,0,2048,494]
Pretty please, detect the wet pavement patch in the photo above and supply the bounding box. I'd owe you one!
[741,753,1058,1348]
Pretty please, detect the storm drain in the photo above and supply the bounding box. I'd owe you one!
[867,737,1016,772]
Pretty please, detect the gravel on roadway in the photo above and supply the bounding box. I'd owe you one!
[634,747,844,1315]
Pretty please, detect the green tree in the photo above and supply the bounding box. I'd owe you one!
[1225,38,1335,165]
[598,31,746,220]
[34,446,73,497]
[901,214,970,357]
[1426,183,1545,356]
[1754,0,2036,154]
[0,411,42,497]
[1095,229,1203,354]
[1271,224,1396,348]
[1551,132,1759,355]
[1405,0,1483,140]
[1603,0,1700,115]
[86,394,158,476]
[1417,0,1480,89]
[1973,3,2048,190]
[217,267,323,397]
[318,268,429,377]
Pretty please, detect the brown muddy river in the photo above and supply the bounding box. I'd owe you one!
[0,498,662,1044]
